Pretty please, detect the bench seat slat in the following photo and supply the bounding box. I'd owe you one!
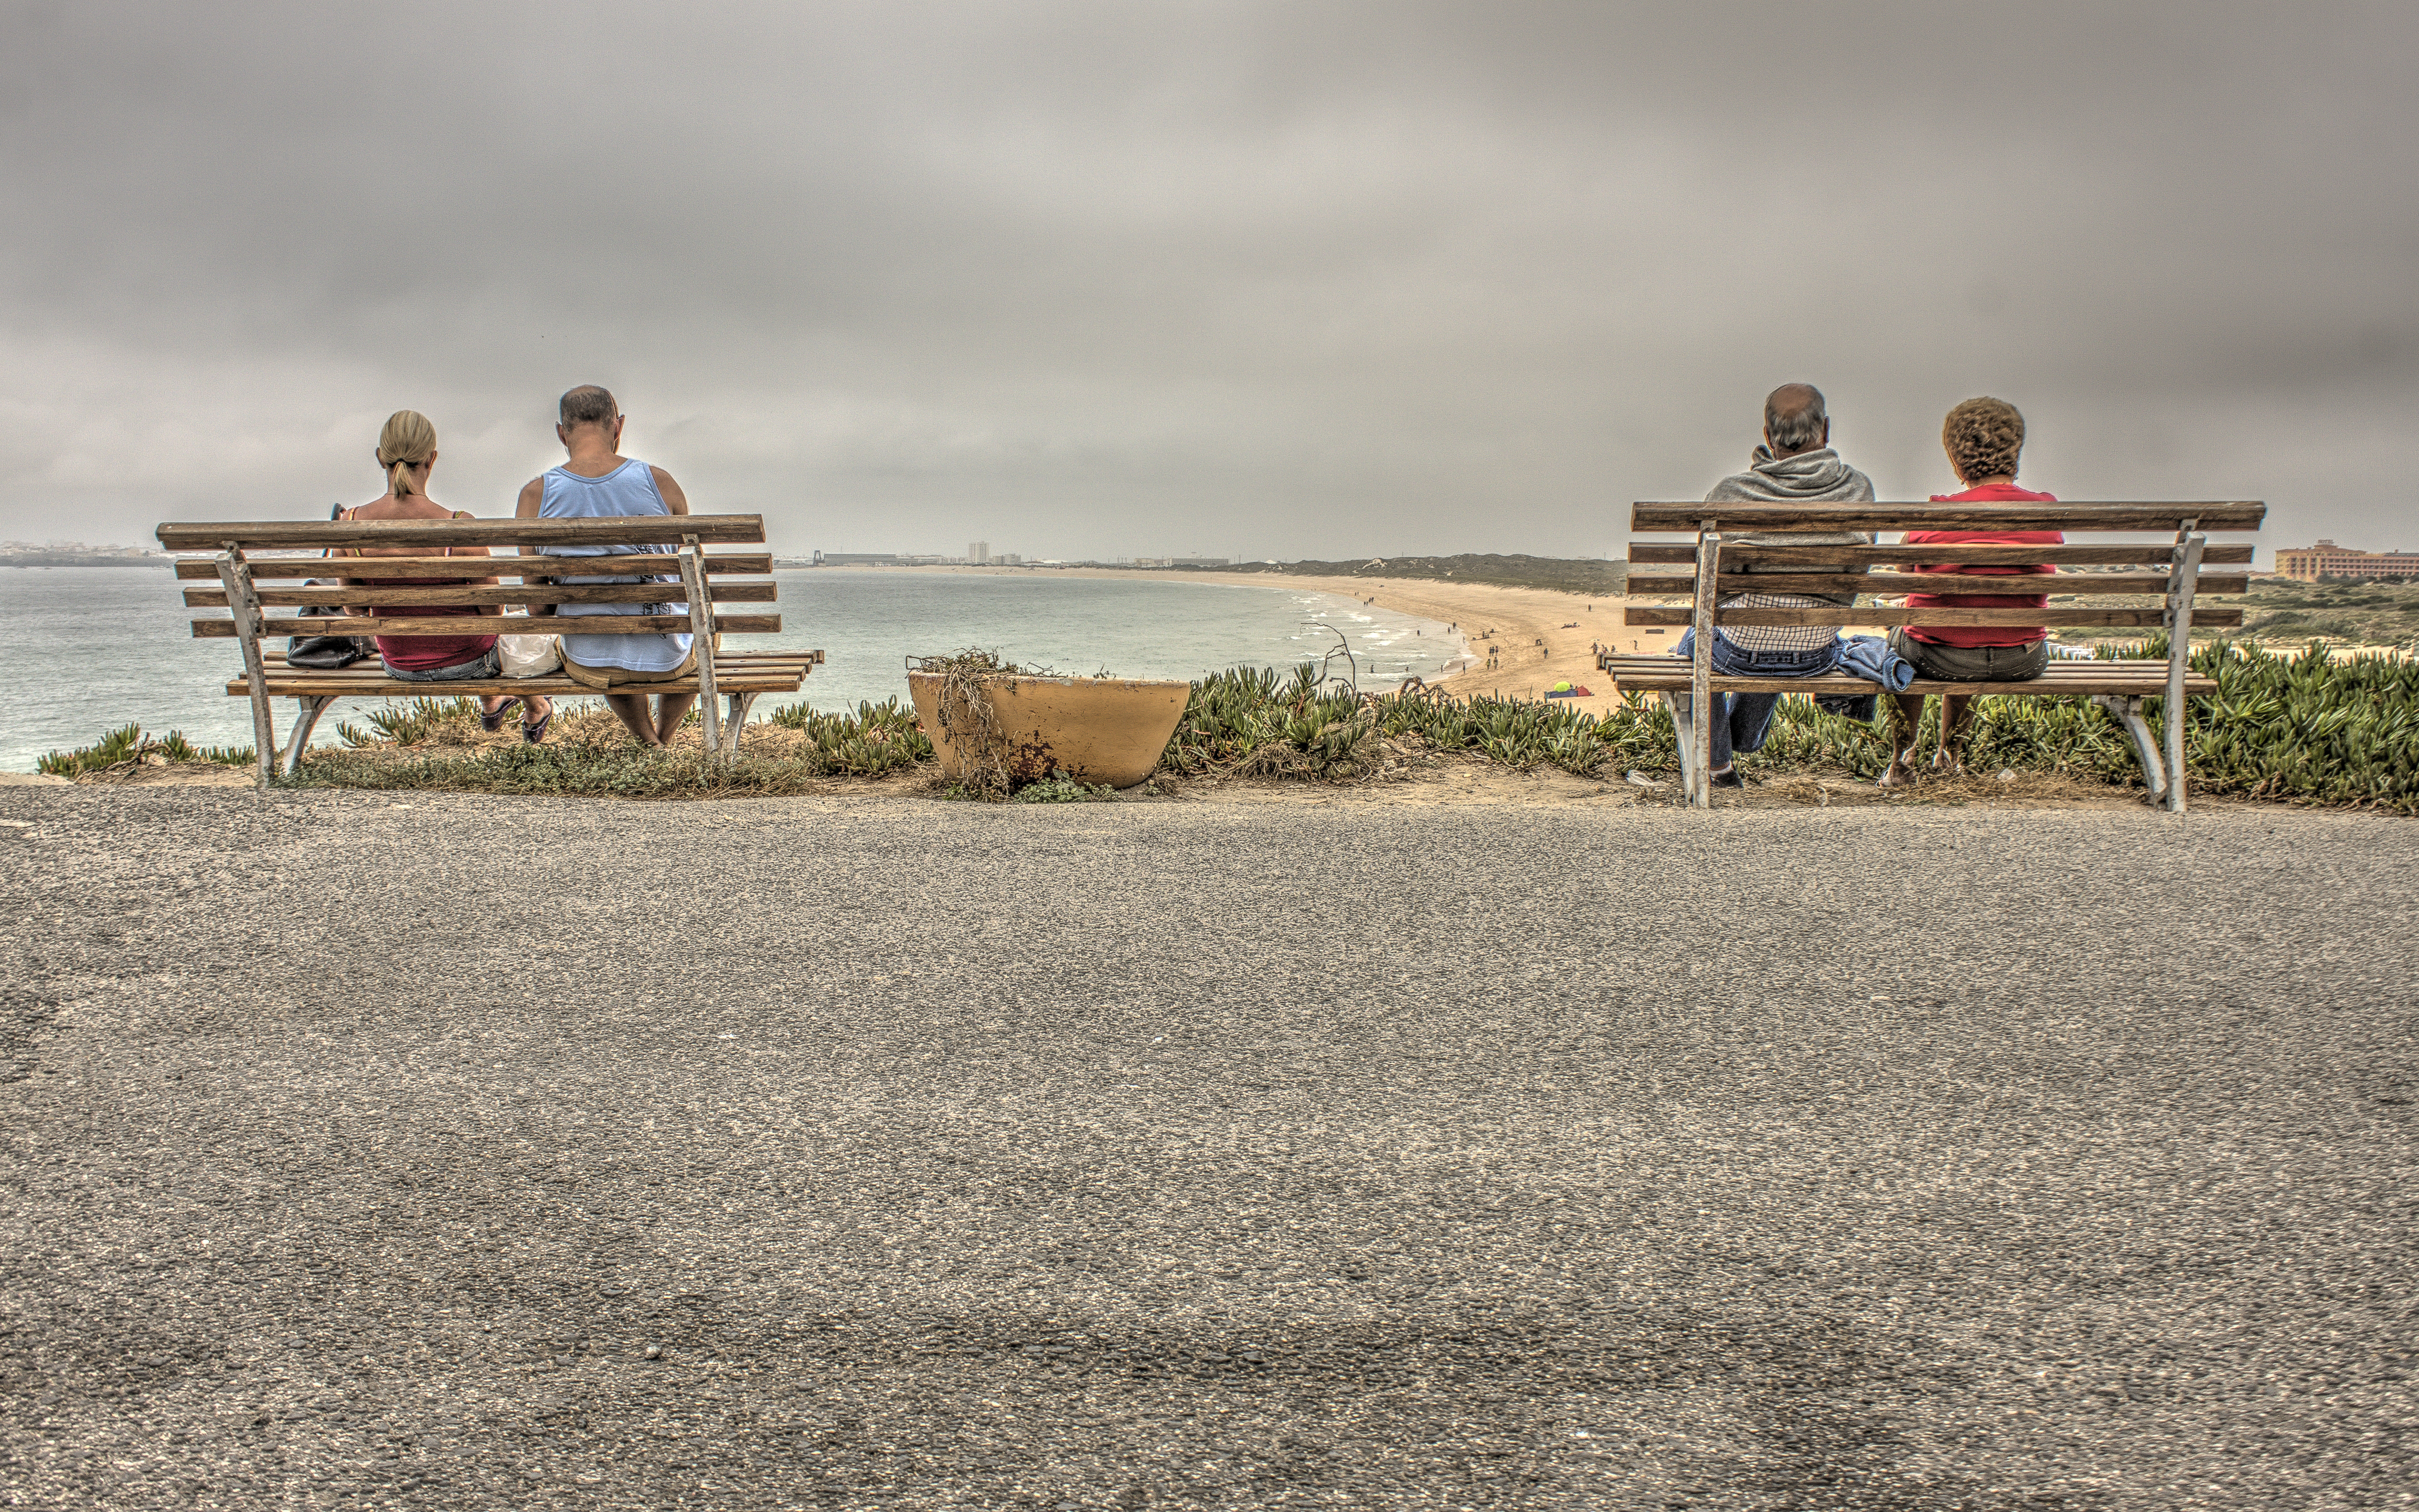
[184,582,780,609]
[1625,606,2244,629]
[230,651,818,699]
[1625,572,2248,596]
[157,514,766,551]
[1629,502,2265,534]
[172,553,775,579]
[1595,655,2214,697]
[194,613,782,638]
[230,673,813,697]
[1626,544,2257,567]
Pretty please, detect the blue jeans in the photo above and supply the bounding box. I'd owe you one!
[1670,630,1837,769]
[386,646,501,682]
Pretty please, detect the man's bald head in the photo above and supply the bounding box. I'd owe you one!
[1764,384,1829,456]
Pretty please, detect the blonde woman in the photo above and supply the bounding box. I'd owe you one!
[337,410,552,741]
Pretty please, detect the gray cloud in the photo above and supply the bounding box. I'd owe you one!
[4,0,2414,560]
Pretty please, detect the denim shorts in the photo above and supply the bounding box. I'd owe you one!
[386,646,501,683]
[1887,631,2048,683]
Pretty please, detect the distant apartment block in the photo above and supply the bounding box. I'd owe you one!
[815,552,901,565]
[2275,540,2419,582]
[968,541,990,564]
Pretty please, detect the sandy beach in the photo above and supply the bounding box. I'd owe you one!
[879,565,1638,709]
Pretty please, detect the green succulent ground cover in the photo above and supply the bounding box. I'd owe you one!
[37,638,2417,813]
[35,722,253,778]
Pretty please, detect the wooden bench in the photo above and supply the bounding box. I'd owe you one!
[1600,501,2266,810]
[157,514,824,785]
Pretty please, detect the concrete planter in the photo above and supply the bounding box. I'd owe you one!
[907,671,1190,789]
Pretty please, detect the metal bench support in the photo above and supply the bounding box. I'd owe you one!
[1664,691,1700,797]
[281,695,339,776]
[215,549,276,788]
[2164,527,2204,814]
[679,537,723,759]
[1688,520,1718,807]
[2090,694,2167,805]
[722,692,758,758]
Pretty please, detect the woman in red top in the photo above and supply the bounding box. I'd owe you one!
[338,411,552,741]
[1881,397,2059,787]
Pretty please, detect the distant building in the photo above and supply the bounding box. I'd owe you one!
[969,541,990,565]
[817,552,902,565]
[1170,556,1230,568]
[2275,540,2419,582]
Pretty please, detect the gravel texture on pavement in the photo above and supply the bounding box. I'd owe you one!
[1,786,2413,1510]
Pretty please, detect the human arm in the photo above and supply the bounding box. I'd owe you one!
[513,477,551,615]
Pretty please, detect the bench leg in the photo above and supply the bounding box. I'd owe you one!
[280,696,339,777]
[1663,691,1699,798]
[721,693,757,757]
[2093,694,2167,805]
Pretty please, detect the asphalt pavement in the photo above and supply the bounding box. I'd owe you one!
[2,784,2413,1510]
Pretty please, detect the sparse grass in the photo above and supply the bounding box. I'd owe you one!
[37,723,253,777]
[336,696,482,748]
[39,638,2415,813]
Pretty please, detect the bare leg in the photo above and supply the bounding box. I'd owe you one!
[1880,693,1926,787]
[652,693,699,745]
[479,695,516,720]
[1934,694,1975,774]
[520,693,553,733]
[604,693,664,746]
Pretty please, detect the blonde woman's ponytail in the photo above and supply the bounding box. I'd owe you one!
[376,409,438,498]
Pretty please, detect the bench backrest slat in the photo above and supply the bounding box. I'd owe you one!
[1624,542,2257,567]
[193,612,782,640]
[182,581,782,609]
[1629,501,2264,534]
[170,552,774,579]
[1626,605,2235,629]
[166,514,782,644]
[156,513,767,552]
[1625,571,2249,597]
[1620,499,2263,638]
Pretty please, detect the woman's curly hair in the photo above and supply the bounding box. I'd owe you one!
[1942,396,2024,483]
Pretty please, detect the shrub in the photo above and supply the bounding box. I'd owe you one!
[37,723,253,777]
[766,696,935,776]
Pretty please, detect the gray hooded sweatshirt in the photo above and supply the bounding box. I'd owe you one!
[1702,445,1876,607]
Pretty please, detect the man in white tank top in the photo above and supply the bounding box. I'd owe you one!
[515,386,700,748]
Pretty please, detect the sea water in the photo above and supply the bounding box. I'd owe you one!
[0,567,1465,772]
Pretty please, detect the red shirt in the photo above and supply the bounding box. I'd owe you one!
[1901,484,2062,647]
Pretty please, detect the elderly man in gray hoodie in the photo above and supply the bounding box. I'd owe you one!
[1671,383,1877,787]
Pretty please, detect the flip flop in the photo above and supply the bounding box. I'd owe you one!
[478,697,518,734]
[523,707,553,745]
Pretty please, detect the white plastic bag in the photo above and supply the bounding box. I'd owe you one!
[498,633,562,678]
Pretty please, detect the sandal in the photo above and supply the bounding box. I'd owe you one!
[522,707,553,744]
[478,697,519,734]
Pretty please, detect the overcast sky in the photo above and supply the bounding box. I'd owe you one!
[4,1,2413,562]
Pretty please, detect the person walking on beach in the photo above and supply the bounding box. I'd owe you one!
[1878,397,2061,787]
[1670,384,1877,787]
[335,410,551,740]
[517,386,699,748]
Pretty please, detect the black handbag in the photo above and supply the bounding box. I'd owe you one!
[286,577,375,669]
